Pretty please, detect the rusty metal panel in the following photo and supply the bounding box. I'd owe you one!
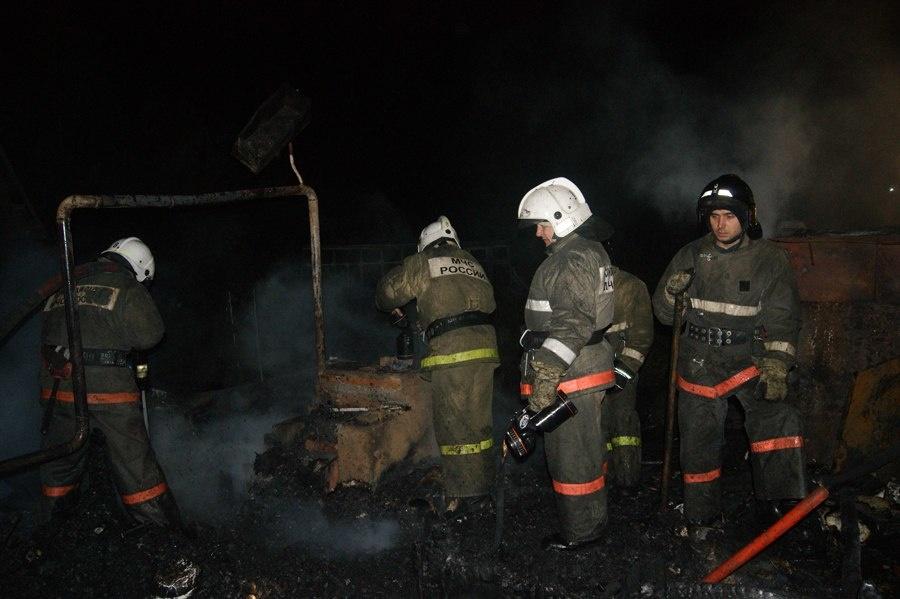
[793,302,900,466]
[773,234,900,303]
[834,358,900,478]
[316,365,439,490]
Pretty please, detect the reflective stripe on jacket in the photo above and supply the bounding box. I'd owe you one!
[651,234,800,386]
[604,267,654,373]
[376,244,498,370]
[523,233,615,393]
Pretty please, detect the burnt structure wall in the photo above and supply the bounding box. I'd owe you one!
[775,235,900,468]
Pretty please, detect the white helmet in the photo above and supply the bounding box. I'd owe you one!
[417,215,460,252]
[102,237,155,282]
[517,177,592,238]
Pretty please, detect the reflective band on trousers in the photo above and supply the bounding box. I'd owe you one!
[420,347,499,368]
[121,482,168,505]
[683,468,721,483]
[42,483,78,497]
[552,475,605,496]
[676,366,760,399]
[558,370,615,394]
[751,436,803,453]
[41,388,140,404]
[519,370,616,397]
[610,436,641,448]
[440,438,494,456]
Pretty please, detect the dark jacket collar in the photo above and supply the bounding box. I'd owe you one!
[547,232,580,255]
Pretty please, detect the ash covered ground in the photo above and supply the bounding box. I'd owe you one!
[1,406,897,598]
[1,339,898,598]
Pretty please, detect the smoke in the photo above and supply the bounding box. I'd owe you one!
[250,497,400,556]
[0,239,57,504]
[151,263,397,530]
[613,3,900,232]
[241,261,398,372]
[149,390,296,524]
[467,3,898,236]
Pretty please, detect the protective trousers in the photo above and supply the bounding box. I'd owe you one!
[430,362,497,498]
[678,387,807,523]
[544,388,607,542]
[39,399,181,528]
[601,378,642,488]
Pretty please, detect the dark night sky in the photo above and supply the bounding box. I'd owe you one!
[1,1,898,271]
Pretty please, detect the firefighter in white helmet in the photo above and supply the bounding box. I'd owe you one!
[38,237,183,530]
[517,178,616,550]
[376,216,499,514]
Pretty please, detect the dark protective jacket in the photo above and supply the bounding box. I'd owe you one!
[376,244,499,369]
[524,232,615,394]
[652,234,799,390]
[605,267,654,373]
[39,260,181,529]
[40,262,164,400]
[651,234,805,521]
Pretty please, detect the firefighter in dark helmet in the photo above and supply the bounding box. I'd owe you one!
[376,216,499,514]
[517,177,616,551]
[651,174,806,543]
[39,237,183,530]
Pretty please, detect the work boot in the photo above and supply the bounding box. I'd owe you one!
[542,520,606,552]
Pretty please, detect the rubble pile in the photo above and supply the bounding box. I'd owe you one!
[2,423,897,597]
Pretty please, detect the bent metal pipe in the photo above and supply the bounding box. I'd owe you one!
[0,185,326,476]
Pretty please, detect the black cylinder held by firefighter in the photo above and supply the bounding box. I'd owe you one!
[505,391,578,460]
[390,307,415,360]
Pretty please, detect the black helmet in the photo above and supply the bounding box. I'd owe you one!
[697,174,762,239]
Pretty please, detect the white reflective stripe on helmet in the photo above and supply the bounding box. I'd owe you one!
[691,298,761,317]
[525,299,552,312]
[620,347,645,365]
[541,338,576,365]
[764,341,796,356]
[607,322,628,333]
[701,188,734,198]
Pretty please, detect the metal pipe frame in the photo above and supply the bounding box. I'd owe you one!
[0,185,325,476]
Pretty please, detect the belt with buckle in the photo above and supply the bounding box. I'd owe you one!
[686,323,752,346]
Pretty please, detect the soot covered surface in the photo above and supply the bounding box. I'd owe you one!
[2,418,896,598]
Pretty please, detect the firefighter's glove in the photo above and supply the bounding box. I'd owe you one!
[664,270,693,305]
[756,357,789,401]
[528,360,565,413]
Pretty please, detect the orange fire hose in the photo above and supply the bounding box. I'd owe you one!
[703,486,830,583]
